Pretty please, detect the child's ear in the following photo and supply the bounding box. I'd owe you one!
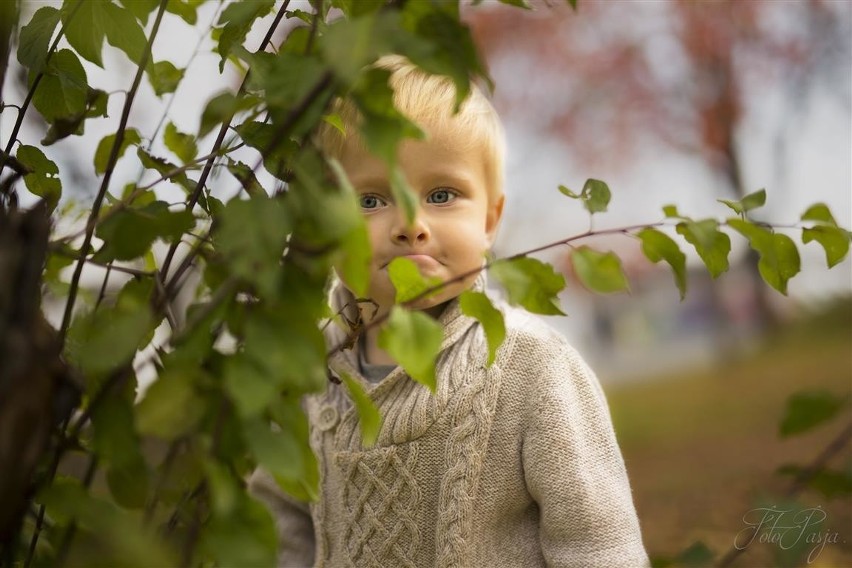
[485,194,505,246]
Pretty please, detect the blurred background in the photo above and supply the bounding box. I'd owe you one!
[466,1,852,566]
[3,0,850,566]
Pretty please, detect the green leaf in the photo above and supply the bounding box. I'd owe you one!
[378,307,443,392]
[86,88,109,118]
[390,166,419,225]
[119,0,159,25]
[103,2,148,64]
[65,282,155,378]
[59,1,148,66]
[91,390,149,509]
[490,257,566,315]
[91,396,143,470]
[268,396,319,502]
[226,160,264,197]
[61,0,107,67]
[328,159,372,297]
[200,490,277,568]
[354,68,425,176]
[341,374,382,447]
[801,203,838,225]
[728,219,801,294]
[779,390,849,438]
[94,200,194,262]
[235,120,297,177]
[147,60,184,96]
[718,188,766,216]
[243,419,303,482]
[637,228,687,300]
[557,184,580,199]
[17,145,62,210]
[570,247,629,294]
[136,369,206,440]
[320,11,398,83]
[215,0,274,71]
[69,302,153,374]
[459,290,505,366]
[16,145,57,175]
[38,479,177,566]
[676,541,715,568]
[224,354,278,419]
[581,178,611,214]
[164,122,198,165]
[31,48,88,121]
[387,257,441,304]
[676,219,731,278]
[199,91,246,137]
[94,128,141,175]
[662,204,682,218]
[166,0,198,25]
[17,6,61,74]
[136,147,193,191]
[216,196,291,297]
[398,5,488,108]
[802,226,849,268]
[244,50,327,113]
[557,179,611,214]
[777,465,852,500]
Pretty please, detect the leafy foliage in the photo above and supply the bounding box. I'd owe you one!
[1,1,850,566]
[779,390,850,438]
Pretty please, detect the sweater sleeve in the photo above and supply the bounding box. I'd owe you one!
[247,468,316,568]
[520,341,650,568]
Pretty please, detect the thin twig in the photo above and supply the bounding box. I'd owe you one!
[94,264,113,311]
[59,0,170,345]
[326,221,666,359]
[154,273,179,330]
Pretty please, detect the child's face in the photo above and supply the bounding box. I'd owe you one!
[339,123,504,318]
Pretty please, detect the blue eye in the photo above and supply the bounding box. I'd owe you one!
[359,194,386,210]
[427,189,457,205]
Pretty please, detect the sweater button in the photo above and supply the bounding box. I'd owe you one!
[317,405,339,431]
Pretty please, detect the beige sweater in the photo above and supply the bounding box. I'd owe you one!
[250,281,649,567]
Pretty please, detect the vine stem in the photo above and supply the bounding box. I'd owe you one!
[58,0,170,345]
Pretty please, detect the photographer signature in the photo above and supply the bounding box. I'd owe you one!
[735,506,842,564]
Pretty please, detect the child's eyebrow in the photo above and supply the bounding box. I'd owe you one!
[349,175,391,191]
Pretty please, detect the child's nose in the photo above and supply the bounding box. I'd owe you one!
[392,210,430,244]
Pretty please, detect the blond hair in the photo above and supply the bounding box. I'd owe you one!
[317,55,505,202]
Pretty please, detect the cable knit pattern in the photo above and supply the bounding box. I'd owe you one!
[435,350,504,568]
[336,445,421,566]
[249,276,650,568]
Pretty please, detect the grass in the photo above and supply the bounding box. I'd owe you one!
[606,315,852,568]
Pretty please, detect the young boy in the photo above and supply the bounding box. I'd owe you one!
[250,57,650,567]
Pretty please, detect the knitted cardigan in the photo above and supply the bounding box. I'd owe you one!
[249,280,650,568]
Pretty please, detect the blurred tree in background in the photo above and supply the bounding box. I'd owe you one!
[469,0,851,331]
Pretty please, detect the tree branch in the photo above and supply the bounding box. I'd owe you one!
[59,0,170,345]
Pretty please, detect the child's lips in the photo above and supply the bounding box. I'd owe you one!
[383,254,441,269]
